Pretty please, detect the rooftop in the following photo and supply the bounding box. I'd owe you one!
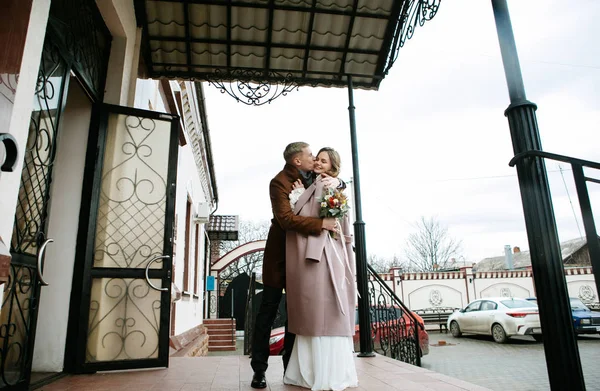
[206,214,239,240]
[134,0,441,91]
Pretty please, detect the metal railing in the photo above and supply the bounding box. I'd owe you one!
[243,268,423,367]
[367,264,422,367]
[509,150,600,300]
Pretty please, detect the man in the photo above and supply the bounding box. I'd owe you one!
[251,142,340,389]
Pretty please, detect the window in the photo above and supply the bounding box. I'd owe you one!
[480,301,497,311]
[501,299,537,309]
[465,301,481,312]
[194,224,200,294]
[183,200,191,292]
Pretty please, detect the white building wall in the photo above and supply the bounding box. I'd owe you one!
[172,143,207,334]
[565,271,598,303]
[395,268,597,311]
[0,0,50,242]
[402,278,467,310]
[474,276,535,299]
[134,79,208,335]
[32,80,91,372]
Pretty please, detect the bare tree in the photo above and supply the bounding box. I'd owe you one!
[218,220,270,291]
[404,216,462,272]
[368,254,406,274]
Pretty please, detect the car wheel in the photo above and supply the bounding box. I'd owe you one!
[491,324,508,344]
[533,335,543,343]
[450,321,462,338]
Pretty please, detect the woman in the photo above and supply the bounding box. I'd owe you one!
[283,147,358,391]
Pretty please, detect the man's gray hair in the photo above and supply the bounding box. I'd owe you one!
[283,142,309,163]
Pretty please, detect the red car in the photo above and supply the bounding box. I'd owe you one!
[269,308,430,357]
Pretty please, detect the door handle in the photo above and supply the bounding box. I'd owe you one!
[37,238,53,286]
[145,255,170,292]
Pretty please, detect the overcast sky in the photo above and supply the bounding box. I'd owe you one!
[202,0,600,264]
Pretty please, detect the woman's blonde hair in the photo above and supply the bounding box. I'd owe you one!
[317,147,341,177]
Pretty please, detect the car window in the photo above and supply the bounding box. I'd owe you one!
[570,298,590,311]
[501,299,537,308]
[465,301,481,312]
[480,301,498,311]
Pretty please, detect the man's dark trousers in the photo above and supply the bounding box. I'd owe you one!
[251,285,295,373]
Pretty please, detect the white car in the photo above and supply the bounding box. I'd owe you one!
[447,297,542,343]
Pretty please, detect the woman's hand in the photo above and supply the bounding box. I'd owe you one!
[320,173,340,188]
[292,179,304,190]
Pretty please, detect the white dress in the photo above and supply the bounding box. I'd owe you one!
[283,335,358,391]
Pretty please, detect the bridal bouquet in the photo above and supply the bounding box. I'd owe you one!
[318,187,350,238]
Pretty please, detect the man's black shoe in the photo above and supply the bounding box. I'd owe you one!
[251,371,267,389]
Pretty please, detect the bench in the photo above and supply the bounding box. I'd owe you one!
[414,307,458,333]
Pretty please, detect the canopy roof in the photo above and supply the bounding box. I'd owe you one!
[134,0,440,91]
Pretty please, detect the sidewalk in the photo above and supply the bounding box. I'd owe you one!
[35,354,491,390]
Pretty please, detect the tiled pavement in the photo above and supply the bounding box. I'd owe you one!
[423,332,600,391]
[35,354,490,391]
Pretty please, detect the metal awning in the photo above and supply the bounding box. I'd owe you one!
[134,0,440,91]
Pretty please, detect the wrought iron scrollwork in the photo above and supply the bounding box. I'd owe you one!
[47,0,111,100]
[385,0,441,73]
[1,37,68,386]
[367,265,421,366]
[94,115,168,269]
[86,278,160,362]
[205,69,300,106]
[0,264,36,386]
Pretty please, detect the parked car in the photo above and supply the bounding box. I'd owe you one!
[447,297,542,343]
[526,297,600,335]
[269,307,430,357]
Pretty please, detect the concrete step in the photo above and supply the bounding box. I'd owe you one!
[204,319,236,325]
[208,345,237,352]
[205,324,236,331]
[209,334,236,341]
[208,341,236,348]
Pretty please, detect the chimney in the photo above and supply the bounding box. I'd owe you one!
[504,245,514,270]
[513,246,521,254]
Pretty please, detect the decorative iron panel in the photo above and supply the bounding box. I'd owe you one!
[0,265,36,387]
[2,38,69,388]
[47,0,111,101]
[367,265,421,366]
[93,115,170,269]
[10,41,68,255]
[85,110,175,365]
[86,278,161,362]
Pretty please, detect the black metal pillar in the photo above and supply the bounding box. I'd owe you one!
[572,165,600,299]
[491,1,585,389]
[346,75,374,357]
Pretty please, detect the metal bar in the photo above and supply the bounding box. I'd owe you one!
[265,0,274,74]
[226,0,231,68]
[154,0,389,19]
[509,150,600,171]
[347,75,374,357]
[492,0,526,103]
[154,62,380,79]
[586,177,600,185]
[572,164,600,302]
[492,1,585,389]
[147,35,381,55]
[134,0,156,78]
[183,1,193,73]
[339,0,359,78]
[373,0,406,81]
[302,0,318,79]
